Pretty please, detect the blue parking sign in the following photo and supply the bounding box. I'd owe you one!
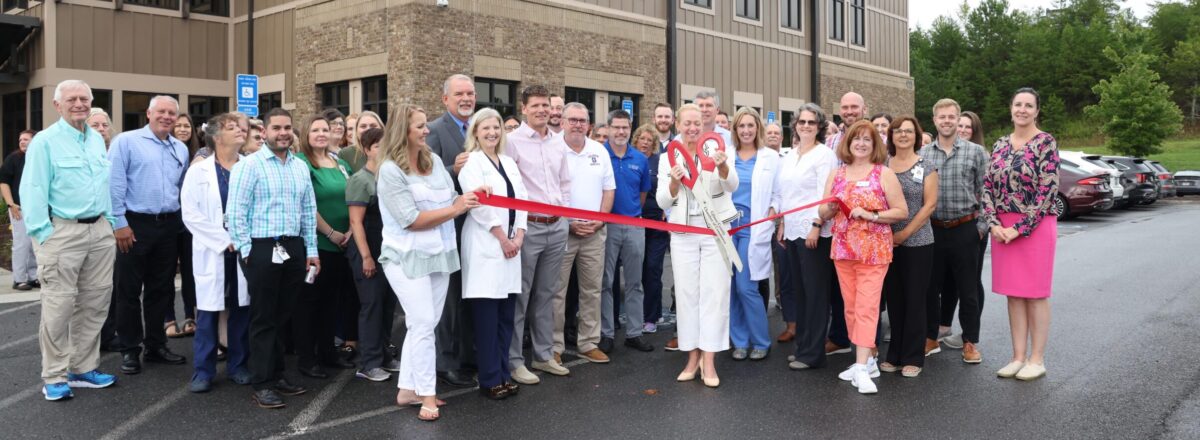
[236,74,258,117]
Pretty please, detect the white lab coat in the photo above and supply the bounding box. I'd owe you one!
[181,156,249,311]
[745,148,782,281]
[457,151,528,299]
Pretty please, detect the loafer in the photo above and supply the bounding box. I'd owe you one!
[189,377,213,393]
[749,348,769,361]
[503,381,520,396]
[481,384,509,400]
[144,347,186,365]
[731,348,749,361]
[997,361,1025,378]
[43,382,73,401]
[598,337,614,354]
[120,353,142,375]
[14,282,32,291]
[382,359,401,372]
[1015,363,1046,381]
[624,336,654,352]
[252,389,286,409]
[356,368,391,382]
[825,340,852,355]
[664,337,679,351]
[578,348,610,364]
[67,370,116,389]
[776,329,795,342]
[962,342,982,364]
[299,365,329,379]
[510,366,540,385]
[531,359,570,376]
[272,378,307,396]
[437,370,478,387]
[229,369,253,385]
[924,338,942,356]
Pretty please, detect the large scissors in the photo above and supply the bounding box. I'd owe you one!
[667,132,742,275]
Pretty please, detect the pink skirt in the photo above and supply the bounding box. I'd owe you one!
[991,212,1056,299]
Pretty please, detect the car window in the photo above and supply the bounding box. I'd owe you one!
[1108,161,1130,170]
[1061,158,1080,168]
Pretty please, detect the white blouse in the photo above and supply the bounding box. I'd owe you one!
[777,144,838,241]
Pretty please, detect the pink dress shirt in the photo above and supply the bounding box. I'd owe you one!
[504,123,572,207]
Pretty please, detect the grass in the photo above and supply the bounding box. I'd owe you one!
[1059,137,1200,172]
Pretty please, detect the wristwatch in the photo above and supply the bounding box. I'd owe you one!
[871,212,880,222]
[811,221,822,228]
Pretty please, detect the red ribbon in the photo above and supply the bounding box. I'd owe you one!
[474,192,852,237]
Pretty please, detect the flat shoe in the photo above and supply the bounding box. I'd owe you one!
[901,366,922,378]
[879,362,899,373]
[1015,363,1046,381]
[417,406,440,422]
[997,361,1025,378]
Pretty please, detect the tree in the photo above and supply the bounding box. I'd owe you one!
[1085,47,1183,157]
[1164,36,1200,121]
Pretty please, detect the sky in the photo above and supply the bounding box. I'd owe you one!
[909,0,1159,30]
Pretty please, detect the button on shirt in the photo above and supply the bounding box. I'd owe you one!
[605,142,652,217]
[226,147,319,258]
[564,139,615,211]
[505,123,572,206]
[918,137,989,224]
[778,144,837,240]
[20,118,115,244]
[109,126,188,229]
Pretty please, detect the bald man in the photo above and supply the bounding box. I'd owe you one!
[826,92,866,152]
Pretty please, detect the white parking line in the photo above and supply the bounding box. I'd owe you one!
[99,386,189,440]
[0,301,38,317]
[286,370,355,435]
[0,333,37,352]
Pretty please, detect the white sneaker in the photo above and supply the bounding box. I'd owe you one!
[838,358,879,381]
[851,365,878,394]
[511,365,541,385]
[940,333,965,349]
[531,359,570,376]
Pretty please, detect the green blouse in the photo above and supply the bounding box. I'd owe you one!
[297,152,352,252]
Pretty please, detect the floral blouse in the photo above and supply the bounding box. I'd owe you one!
[830,164,893,265]
[981,132,1060,237]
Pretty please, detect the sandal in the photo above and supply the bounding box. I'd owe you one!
[165,321,182,338]
[180,319,197,337]
[417,406,440,422]
[902,366,923,378]
[879,361,899,373]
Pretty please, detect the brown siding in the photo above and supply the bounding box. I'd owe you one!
[234,10,295,101]
[56,4,227,80]
[678,1,808,54]
[676,27,811,112]
[819,2,908,74]
[18,4,46,70]
[575,0,667,19]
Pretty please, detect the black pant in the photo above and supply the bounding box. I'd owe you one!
[642,228,669,324]
[469,296,515,388]
[828,259,849,347]
[165,231,197,323]
[884,244,933,367]
[939,233,988,327]
[115,213,182,355]
[927,220,983,343]
[243,237,305,390]
[787,236,834,368]
[347,245,395,371]
[294,249,350,369]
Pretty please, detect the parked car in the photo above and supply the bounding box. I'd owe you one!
[1176,170,1200,196]
[1147,161,1177,198]
[1061,151,1127,206]
[1103,156,1158,205]
[1057,161,1115,220]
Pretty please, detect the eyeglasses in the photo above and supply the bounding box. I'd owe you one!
[795,120,818,126]
[565,118,589,126]
[893,129,915,135]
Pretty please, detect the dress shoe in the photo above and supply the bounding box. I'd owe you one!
[776,329,795,342]
[299,365,329,379]
[144,347,186,365]
[962,342,982,364]
[437,370,478,387]
[698,361,719,388]
[120,353,142,375]
[598,337,614,354]
[676,364,699,382]
[189,377,213,393]
[321,357,356,370]
[531,359,570,376]
[578,348,610,363]
[273,378,307,396]
[510,366,540,385]
[924,338,942,356]
[825,340,852,355]
[252,389,286,409]
[731,348,749,360]
[664,337,679,351]
[503,381,520,395]
[623,336,654,352]
[1015,362,1046,381]
[481,384,509,400]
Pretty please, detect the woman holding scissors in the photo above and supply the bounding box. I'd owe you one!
[657,103,738,388]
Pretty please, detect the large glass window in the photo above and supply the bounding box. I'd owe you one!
[781,0,801,30]
[736,0,759,20]
[564,87,596,124]
[258,92,282,114]
[850,0,865,46]
[29,88,40,132]
[319,81,350,117]
[829,0,845,41]
[361,76,388,122]
[780,110,794,148]
[92,89,113,117]
[475,78,518,121]
[684,0,712,8]
[607,92,642,127]
[188,0,229,17]
[122,91,178,130]
[124,0,180,10]
[188,96,229,127]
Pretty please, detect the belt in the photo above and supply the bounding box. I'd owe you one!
[527,215,561,224]
[126,211,181,222]
[54,215,102,224]
[931,213,977,229]
[252,236,301,243]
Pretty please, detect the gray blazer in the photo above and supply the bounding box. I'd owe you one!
[426,112,468,182]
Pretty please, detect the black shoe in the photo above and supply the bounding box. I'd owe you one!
[598,337,614,354]
[437,370,478,388]
[144,347,186,365]
[624,336,654,352]
[29,280,40,289]
[272,378,307,396]
[386,344,399,359]
[481,384,510,400]
[299,365,328,379]
[320,357,356,370]
[503,381,520,396]
[252,389,286,409]
[120,353,142,375]
[339,345,358,362]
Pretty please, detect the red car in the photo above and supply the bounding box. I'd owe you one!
[1056,161,1114,220]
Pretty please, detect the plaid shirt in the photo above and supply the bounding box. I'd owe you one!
[226,147,318,258]
[919,137,989,232]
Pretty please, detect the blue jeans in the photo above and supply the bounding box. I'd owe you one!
[641,228,670,324]
[729,220,770,350]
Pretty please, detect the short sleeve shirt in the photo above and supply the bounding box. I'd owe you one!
[564,139,616,211]
[345,167,383,258]
[0,152,26,206]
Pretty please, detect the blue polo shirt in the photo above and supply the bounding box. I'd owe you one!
[604,142,652,217]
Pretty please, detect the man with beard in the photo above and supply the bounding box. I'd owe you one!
[548,94,565,135]
[653,103,674,152]
[227,108,319,408]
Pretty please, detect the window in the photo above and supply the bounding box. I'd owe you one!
[361,76,388,122]
[850,0,865,46]
[684,0,712,8]
[2,92,27,157]
[564,87,596,124]
[29,88,41,131]
[122,91,179,131]
[475,78,518,121]
[607,92,641,126]
[319,81,350,117]
[2,0,29,12]
[781,110,794,147]
[188,96,229,128]
[829,0,844,41]
[736,0,759,20]
[258,92,282,114]
[189,0,229,17]
[781,0,801,30]
[92,89,113,117]
[123,0,180,10]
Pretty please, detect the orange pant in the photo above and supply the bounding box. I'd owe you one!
[834,260,889,349]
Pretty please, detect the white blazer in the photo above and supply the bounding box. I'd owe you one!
[744,148,782,281]
[181,156,249,311]
[656,141,739,226]
[457,151,528,299]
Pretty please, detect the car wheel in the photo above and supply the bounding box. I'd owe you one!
[1056,193,1069,220]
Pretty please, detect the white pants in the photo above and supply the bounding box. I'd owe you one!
[11,216,38,283]
[670,217,731,353]
[384,265,448,397]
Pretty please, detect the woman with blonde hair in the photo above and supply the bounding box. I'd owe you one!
[727,107,779,361]
[377,104,484,420]
[339,110,386,173]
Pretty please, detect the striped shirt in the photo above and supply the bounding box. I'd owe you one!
[919,137,989,231]
[226,147,318,258]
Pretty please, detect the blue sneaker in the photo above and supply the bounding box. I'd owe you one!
[67,370,116,389]
[43,382,74,401]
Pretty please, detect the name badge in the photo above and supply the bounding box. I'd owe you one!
[912,165,925,183]
[272,243,291,264]
[855,180,869,187]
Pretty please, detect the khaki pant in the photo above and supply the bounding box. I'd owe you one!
[553,227,606,354]
[33,218,116,384]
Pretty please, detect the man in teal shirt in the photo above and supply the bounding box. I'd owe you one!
[20,80,119,401]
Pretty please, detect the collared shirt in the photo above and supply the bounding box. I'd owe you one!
[605,141,652,217]
[564,139,615,211]
[504,122,572,206]
[779,144,836,240]
[919,136,989,223]
[226,147,318,258]
[451,115,469,136]
[20,118,115,244]
[109,125,188,229]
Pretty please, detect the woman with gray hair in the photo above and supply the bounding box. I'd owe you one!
[86,108,116,148]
